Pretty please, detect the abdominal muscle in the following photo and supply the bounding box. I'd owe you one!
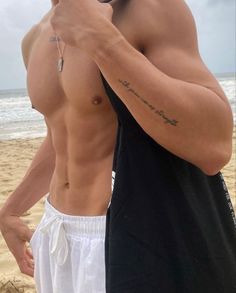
[47,105,117,216]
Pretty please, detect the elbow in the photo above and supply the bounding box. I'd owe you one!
[199,110,234,176]
[199,143,233,176]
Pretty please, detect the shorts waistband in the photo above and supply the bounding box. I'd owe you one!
[44,196,106,238]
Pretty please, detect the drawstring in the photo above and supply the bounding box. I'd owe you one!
[40,215,69,266]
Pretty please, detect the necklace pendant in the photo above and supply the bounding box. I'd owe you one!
[58,57,64,72]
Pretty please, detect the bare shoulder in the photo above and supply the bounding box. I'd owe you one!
[21,25,40,68]
[128,0,197,50]
[21,10,52,69]
[129,0,231,105]
[156,0,198,49]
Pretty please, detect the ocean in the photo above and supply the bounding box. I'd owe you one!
[0,75,235,141]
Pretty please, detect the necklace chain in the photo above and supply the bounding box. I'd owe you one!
[54,33,66,72]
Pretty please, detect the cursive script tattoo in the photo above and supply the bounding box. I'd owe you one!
[49,36,61,42]
[118,79,178,126]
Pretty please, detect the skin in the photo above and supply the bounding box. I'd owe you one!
[0,0,233,277]
[51,0,233,175]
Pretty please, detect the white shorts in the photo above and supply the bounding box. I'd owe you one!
[30,198,107,293]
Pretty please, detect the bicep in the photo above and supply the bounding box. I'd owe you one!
[146,46,229,105]
[41,120,55,166]
[142,0,230,106]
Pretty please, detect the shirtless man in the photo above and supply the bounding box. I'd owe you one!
[0,0,234,292]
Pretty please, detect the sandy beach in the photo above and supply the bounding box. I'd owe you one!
[0,129,235,292]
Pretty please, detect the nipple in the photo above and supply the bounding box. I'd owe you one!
[91,95,103,105]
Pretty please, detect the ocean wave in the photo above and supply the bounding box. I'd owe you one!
[0,76,235,140]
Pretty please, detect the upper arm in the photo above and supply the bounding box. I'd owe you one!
[141,0,231,107]
[44,118,53,142]
[43,118,56,158]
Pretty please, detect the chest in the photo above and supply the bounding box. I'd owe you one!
[26,2,143,117]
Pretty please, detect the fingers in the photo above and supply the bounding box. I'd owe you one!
[1,215,35,277]
[28,228,35,243]
[18,256,34,278]
[22,226,34,243]
[18,246,34,277]
[26,247,34,259]
[13,243,35,277]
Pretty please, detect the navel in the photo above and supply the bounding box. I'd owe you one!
[65,182,70,188]
[91,95,103,105]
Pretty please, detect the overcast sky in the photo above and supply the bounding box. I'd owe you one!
[0,0,235,90]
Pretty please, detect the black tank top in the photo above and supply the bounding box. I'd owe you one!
[100,72,236,293]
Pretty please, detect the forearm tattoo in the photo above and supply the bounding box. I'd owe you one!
[118,79,178,126]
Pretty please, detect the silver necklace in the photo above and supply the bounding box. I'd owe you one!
[54,34,66,72]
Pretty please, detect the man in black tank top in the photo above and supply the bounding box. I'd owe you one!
[50,0,236,292]
[50,0,236,289]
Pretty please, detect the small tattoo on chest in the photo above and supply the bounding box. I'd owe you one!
[49,36,61,42]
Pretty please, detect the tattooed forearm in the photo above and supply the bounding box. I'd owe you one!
[118,79,178,126]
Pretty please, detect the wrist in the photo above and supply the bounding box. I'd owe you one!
[0,209,10,231]
[0,209,11,222]
[82,18,126,60]
[0,204,21,220]
[0,207,9,219]
[0,207,21,232]
[92,34,126,62]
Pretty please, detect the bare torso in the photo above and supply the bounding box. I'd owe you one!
[23,0,143,215]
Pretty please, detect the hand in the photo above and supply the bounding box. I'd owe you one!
[50,0,121,57]
[0,214,34,277]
